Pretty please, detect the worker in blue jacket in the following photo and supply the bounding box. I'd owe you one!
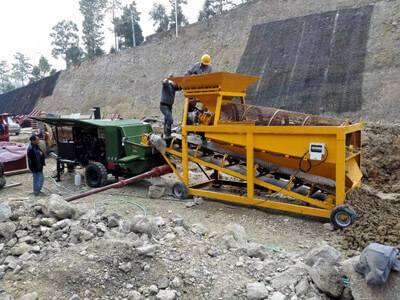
[160,74,182,138]
[27,134,45,196]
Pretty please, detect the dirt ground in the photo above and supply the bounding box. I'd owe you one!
[1,122,400,299]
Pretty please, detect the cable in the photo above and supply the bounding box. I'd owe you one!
[93,198,147,216]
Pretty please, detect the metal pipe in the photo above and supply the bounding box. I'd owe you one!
[65,164,172,202]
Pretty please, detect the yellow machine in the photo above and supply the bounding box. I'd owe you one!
[144,72,362,229]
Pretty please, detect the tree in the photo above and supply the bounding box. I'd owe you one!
[149,3,169,33]
[29,66,41,84]
[65,45,84,67]
[50,20,80,68]
[168,0,188,30]
[38,56,51,76]
[115,2,144,49]
[198,0,236,20]
[50,69,58,76]
[106,0,122,51]
[79,0,108,58]
[0,61,13,93]
[11,52,32,86]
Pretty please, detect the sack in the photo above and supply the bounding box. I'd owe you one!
[355,243,400,285]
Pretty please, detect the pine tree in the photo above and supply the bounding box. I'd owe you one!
[50,20,80,68]
[115,2,143,49]
[149,3,169,33]
[198,0,236,21]
[168,0,188,30]
[79,0,108,58]
[0,61,13,93]
[11,53,32,86]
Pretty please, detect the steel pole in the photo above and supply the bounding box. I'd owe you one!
[65,164,172,202]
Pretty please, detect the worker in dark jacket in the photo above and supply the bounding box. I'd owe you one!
[184,54,213,76]
[160,74,182,138]
[27,134,45,196]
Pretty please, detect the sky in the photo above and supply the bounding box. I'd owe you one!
[0,0,207,71]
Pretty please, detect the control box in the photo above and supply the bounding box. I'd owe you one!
[309,143,326,160]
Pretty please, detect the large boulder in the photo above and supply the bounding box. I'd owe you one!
[227,223,248,248]
[341,256,400,300]
[39,195,76,220]
[305,245,342,266]
[246,282,269,300]
[246,242,268,260]
[309,258,344,297]
[271,262,309,290]
[132,215,157,236]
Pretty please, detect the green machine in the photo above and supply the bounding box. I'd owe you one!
[31,117,164,187]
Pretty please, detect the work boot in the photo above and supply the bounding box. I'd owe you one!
[164,125,172,139]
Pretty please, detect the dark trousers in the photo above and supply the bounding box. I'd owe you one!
[160,104,173,135]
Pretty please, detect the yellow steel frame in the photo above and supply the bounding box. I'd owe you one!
[157,73,362,219]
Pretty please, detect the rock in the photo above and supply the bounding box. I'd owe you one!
[40,218,57,227]
[119,220,132,234]
[86,223,98,235]
[31,245,40,253]
[305,245,342,267]
[19,236,34,244]
[271,262,309,290]
[149,285,159,295]
[11,242,32,256]
[271,292,286,300]
[323,223,335,231]
[107,216,119,228]
[295,278,309,296]
[128,290,142,299]
[170,215,183,227]
[170,277,181,288]
[191,223,209,236]
[0,243,3,251]
[40,195,76,219]
[246,242,268,260]
[0,203,12,222]
[18,292,39,300]
[96,222,108,233]
[150,176,167,187]
[158,277,170,289]
[156,290,176,300]
[227,223,248,248]
[148,185,165,198]
[119,262,132,273]
[308,258,344,297]
[79,229,94,241]
[52,219,72,230]
[0,221,16,240]
[15,229,28,238]
[153,217,165,227]
[7,237,18,247]
[132,215,157,236]
[193,196,203,205]
[341,256,400,300]
[185,201,196,207]
[136,244,157,257]
[246,282,269,300]
[69,295,80,300]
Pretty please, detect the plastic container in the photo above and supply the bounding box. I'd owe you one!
[74,173,82,186]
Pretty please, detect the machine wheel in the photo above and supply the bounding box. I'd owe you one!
[0,176,6,189]
[85,162,108,187]
[330,205,357,230]
[172,182,188,199]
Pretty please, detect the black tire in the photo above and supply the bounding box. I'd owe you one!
[172,182,188,199]
[0,162,4,176]
[85,162,108,187]
[330,205,357,230]
[0,176,6,189]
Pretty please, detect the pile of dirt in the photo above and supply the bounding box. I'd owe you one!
[341,188,400,250]
[361,123,400,193]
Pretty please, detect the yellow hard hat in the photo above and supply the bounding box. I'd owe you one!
[201,54,211,65]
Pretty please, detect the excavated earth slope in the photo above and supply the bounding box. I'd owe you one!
[32,0,400,122]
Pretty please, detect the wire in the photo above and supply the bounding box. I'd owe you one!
[93,198,147,216]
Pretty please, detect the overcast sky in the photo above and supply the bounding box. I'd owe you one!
[0,0,208,70]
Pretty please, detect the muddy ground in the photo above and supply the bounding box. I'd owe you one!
[1,122,399,299]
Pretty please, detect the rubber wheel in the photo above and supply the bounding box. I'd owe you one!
[172,182,188,199]
[0,176,6,189]
[330,205,357,230]
[0,162,4,176]
[85,162,108,187]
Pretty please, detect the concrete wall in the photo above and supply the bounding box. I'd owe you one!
[16,0,400,122]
